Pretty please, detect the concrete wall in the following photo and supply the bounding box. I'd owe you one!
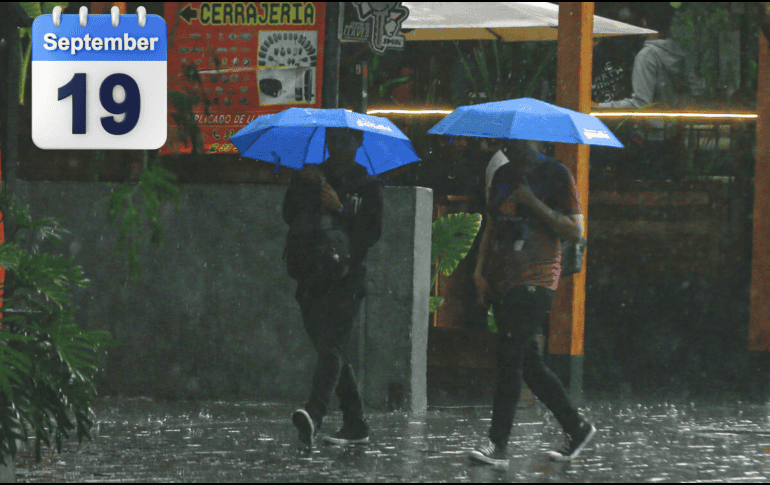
[17,181,432,412]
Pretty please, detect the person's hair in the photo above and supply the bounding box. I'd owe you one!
[327,127,364,144]
[642,3,675,37]
[502,139,550,165]
[501,139,527,157]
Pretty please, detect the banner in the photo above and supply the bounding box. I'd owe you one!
[162,2,326,154]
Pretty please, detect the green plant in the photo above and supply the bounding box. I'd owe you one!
[106,154,181,279]
[0,187,115,465]
[92,3,208,280]
[673,3,738,99]
[17,3,69,105]
[429,212,482,314]
[487,306,497,333]
[453,40,558,104]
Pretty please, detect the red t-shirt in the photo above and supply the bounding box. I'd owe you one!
[486,157,582,292]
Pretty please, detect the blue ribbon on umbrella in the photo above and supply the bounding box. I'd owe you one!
[272,151,281,175]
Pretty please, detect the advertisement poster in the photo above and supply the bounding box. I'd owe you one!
[341,2,408,54]
[162,2,326,154]
[341,2,370,43]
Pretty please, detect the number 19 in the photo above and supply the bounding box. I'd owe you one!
[58,73,141,135]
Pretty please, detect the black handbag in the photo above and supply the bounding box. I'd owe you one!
[560,237,587,278]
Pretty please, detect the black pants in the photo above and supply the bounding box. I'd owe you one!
[489,285,581,447]
[296,266,366,428]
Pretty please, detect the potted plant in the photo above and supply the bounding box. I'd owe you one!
[0,187,114,479]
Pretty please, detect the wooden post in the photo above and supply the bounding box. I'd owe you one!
[749,3,770,396]
[549,2,594,403]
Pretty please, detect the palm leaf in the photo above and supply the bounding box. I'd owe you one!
[492,41,501,100]
[0,332,33,401]
[473,42,492,101]
[523,43,557,98]
[453,41,480,100]
[425,55,438,104]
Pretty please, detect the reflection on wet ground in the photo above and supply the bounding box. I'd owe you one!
[13,397,770,482]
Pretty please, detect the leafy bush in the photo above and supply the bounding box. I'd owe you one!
[0,188,114,464]
[16,3,70,105]
[672,2,738,100]
[106,156,181,279]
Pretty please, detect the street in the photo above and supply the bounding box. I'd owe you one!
[13,396,770,482]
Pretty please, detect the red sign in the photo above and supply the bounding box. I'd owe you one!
[162,2,326,155]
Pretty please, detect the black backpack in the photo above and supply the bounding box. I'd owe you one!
[283,169,376,284]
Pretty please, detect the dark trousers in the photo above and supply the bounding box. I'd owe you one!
[489,285,581,447]
[296,266,366,428]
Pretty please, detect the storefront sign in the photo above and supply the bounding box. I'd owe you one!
[162,2,326,154]
[341,2,408,54]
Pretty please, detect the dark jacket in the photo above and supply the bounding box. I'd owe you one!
[282,160,384,273]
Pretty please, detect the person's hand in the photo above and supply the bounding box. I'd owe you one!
[509,183,538,207]
[474,273,491,308]
[320,183,343,213]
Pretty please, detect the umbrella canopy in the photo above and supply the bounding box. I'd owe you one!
[231,108,420,175]
[400,2,655,42]
[428,98,624,148]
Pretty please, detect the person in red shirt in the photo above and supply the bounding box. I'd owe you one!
[469,139,596,467]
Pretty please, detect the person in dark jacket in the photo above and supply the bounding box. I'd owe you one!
[593,4,704,180]
[282,127,383,448]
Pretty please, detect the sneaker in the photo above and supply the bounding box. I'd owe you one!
[546,420,596,462]
[292,409,318,447]
[468,440,509,468]
[322,422,370,445]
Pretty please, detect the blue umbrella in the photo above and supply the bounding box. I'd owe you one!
[231,108,420,175]
[428,98,624,148]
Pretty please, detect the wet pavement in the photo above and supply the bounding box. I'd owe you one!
[12,396,770,482]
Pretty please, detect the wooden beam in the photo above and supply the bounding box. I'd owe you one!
[750,7,770,352]
[549,2,594,398]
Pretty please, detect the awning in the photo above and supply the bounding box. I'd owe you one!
[400,2,655,42]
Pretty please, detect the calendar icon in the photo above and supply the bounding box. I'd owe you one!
[31,7,167,150]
